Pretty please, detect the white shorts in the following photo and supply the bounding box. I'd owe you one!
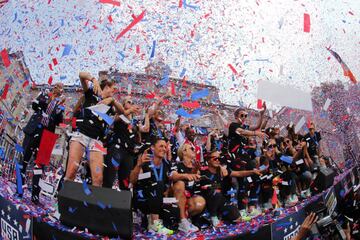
[70,132,104,153]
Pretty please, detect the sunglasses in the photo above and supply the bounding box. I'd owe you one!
[267,144,277,149]
[210,156,220,161]
[284,140,291,144]
[240,114,248,118]
[126,100,133,104]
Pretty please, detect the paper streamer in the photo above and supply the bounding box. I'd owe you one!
[93,110,114,126]
[1,48,11,67]
[191,88,209,100]
[99,0,120,6]
[303,13,310,32]
[1,84,10,100]
[62,44,72,57]
[280,155,293,164]
[115,10,146,41]
[150,40,156,59]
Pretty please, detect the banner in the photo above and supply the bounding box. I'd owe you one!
[271,208,306,240]
[0,195,32,240]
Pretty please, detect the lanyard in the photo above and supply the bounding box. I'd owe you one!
[151,161,164,182]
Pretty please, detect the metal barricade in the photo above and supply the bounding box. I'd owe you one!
[0,133,22,183]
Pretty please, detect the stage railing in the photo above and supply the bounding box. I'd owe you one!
[0,133,22,183]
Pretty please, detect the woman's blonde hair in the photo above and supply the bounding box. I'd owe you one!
[177,143,191,161]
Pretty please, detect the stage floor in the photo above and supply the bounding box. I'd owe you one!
[0,176,327,240]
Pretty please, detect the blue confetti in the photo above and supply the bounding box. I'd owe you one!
[97,201,106,209]
[159,70,170,86]
[150,40,156,59]
[94,110,114,126]
[191,88,209,100]
[61,44,72,57]
[68,206,77,213]
[179,68,186,78]
[111,158,119,168]
[82,180,92,196]
[280,155,293,164]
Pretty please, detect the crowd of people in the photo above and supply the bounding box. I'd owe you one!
[17,72,340,236]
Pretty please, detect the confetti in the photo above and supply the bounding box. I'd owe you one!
[1,84,10,100]
[99,0,120,6]
[115,10,146,41]
[191,88,209,100]
[1,48,11,67]
[303,13,310,32]
[61,44,72,57]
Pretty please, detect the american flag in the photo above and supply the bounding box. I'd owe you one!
[0,0,9,8]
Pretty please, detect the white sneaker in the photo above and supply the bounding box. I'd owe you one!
[211,216,221,227]
[148,219,174,235]
[248,207,262,217]
[285,194,299,207]
[178,218,199,233]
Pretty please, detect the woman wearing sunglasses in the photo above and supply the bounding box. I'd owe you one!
[228,104,268,211]
[199,150,262,227]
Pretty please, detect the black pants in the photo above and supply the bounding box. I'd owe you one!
[279,171,298,199]
[18,127,45,201]
[204,191,240,222]
[135,192,180,230]
[103,144,135,190]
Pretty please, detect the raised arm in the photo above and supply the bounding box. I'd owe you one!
[79,72,101,95]
[249,102,266,131]
[130,151,151,185]
[139,111,150,133]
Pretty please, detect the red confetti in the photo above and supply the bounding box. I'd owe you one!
[49,64,53,71]
[1,49,11,68]
[99,0,120,6]
[228,64,238,75]
[115,10,146,41]
[145,92,156,99]
[136,45,140,54]
[48,76,53,85]
[108,15,113,23]
[257,99,262,109]
[1,84,10,100]
[171,82,176,95]
[52,58,58,66]
[349,11,354,15]
[95,142,107,154]
[182,101,200,109]
[179,0,183,8]
[304,13,311,32]
[22,80,29,88]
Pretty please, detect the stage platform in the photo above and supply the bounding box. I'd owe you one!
[0,168,357,240]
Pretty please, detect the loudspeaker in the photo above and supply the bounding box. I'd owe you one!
[313,168,336,192]
[58,181,133,239]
